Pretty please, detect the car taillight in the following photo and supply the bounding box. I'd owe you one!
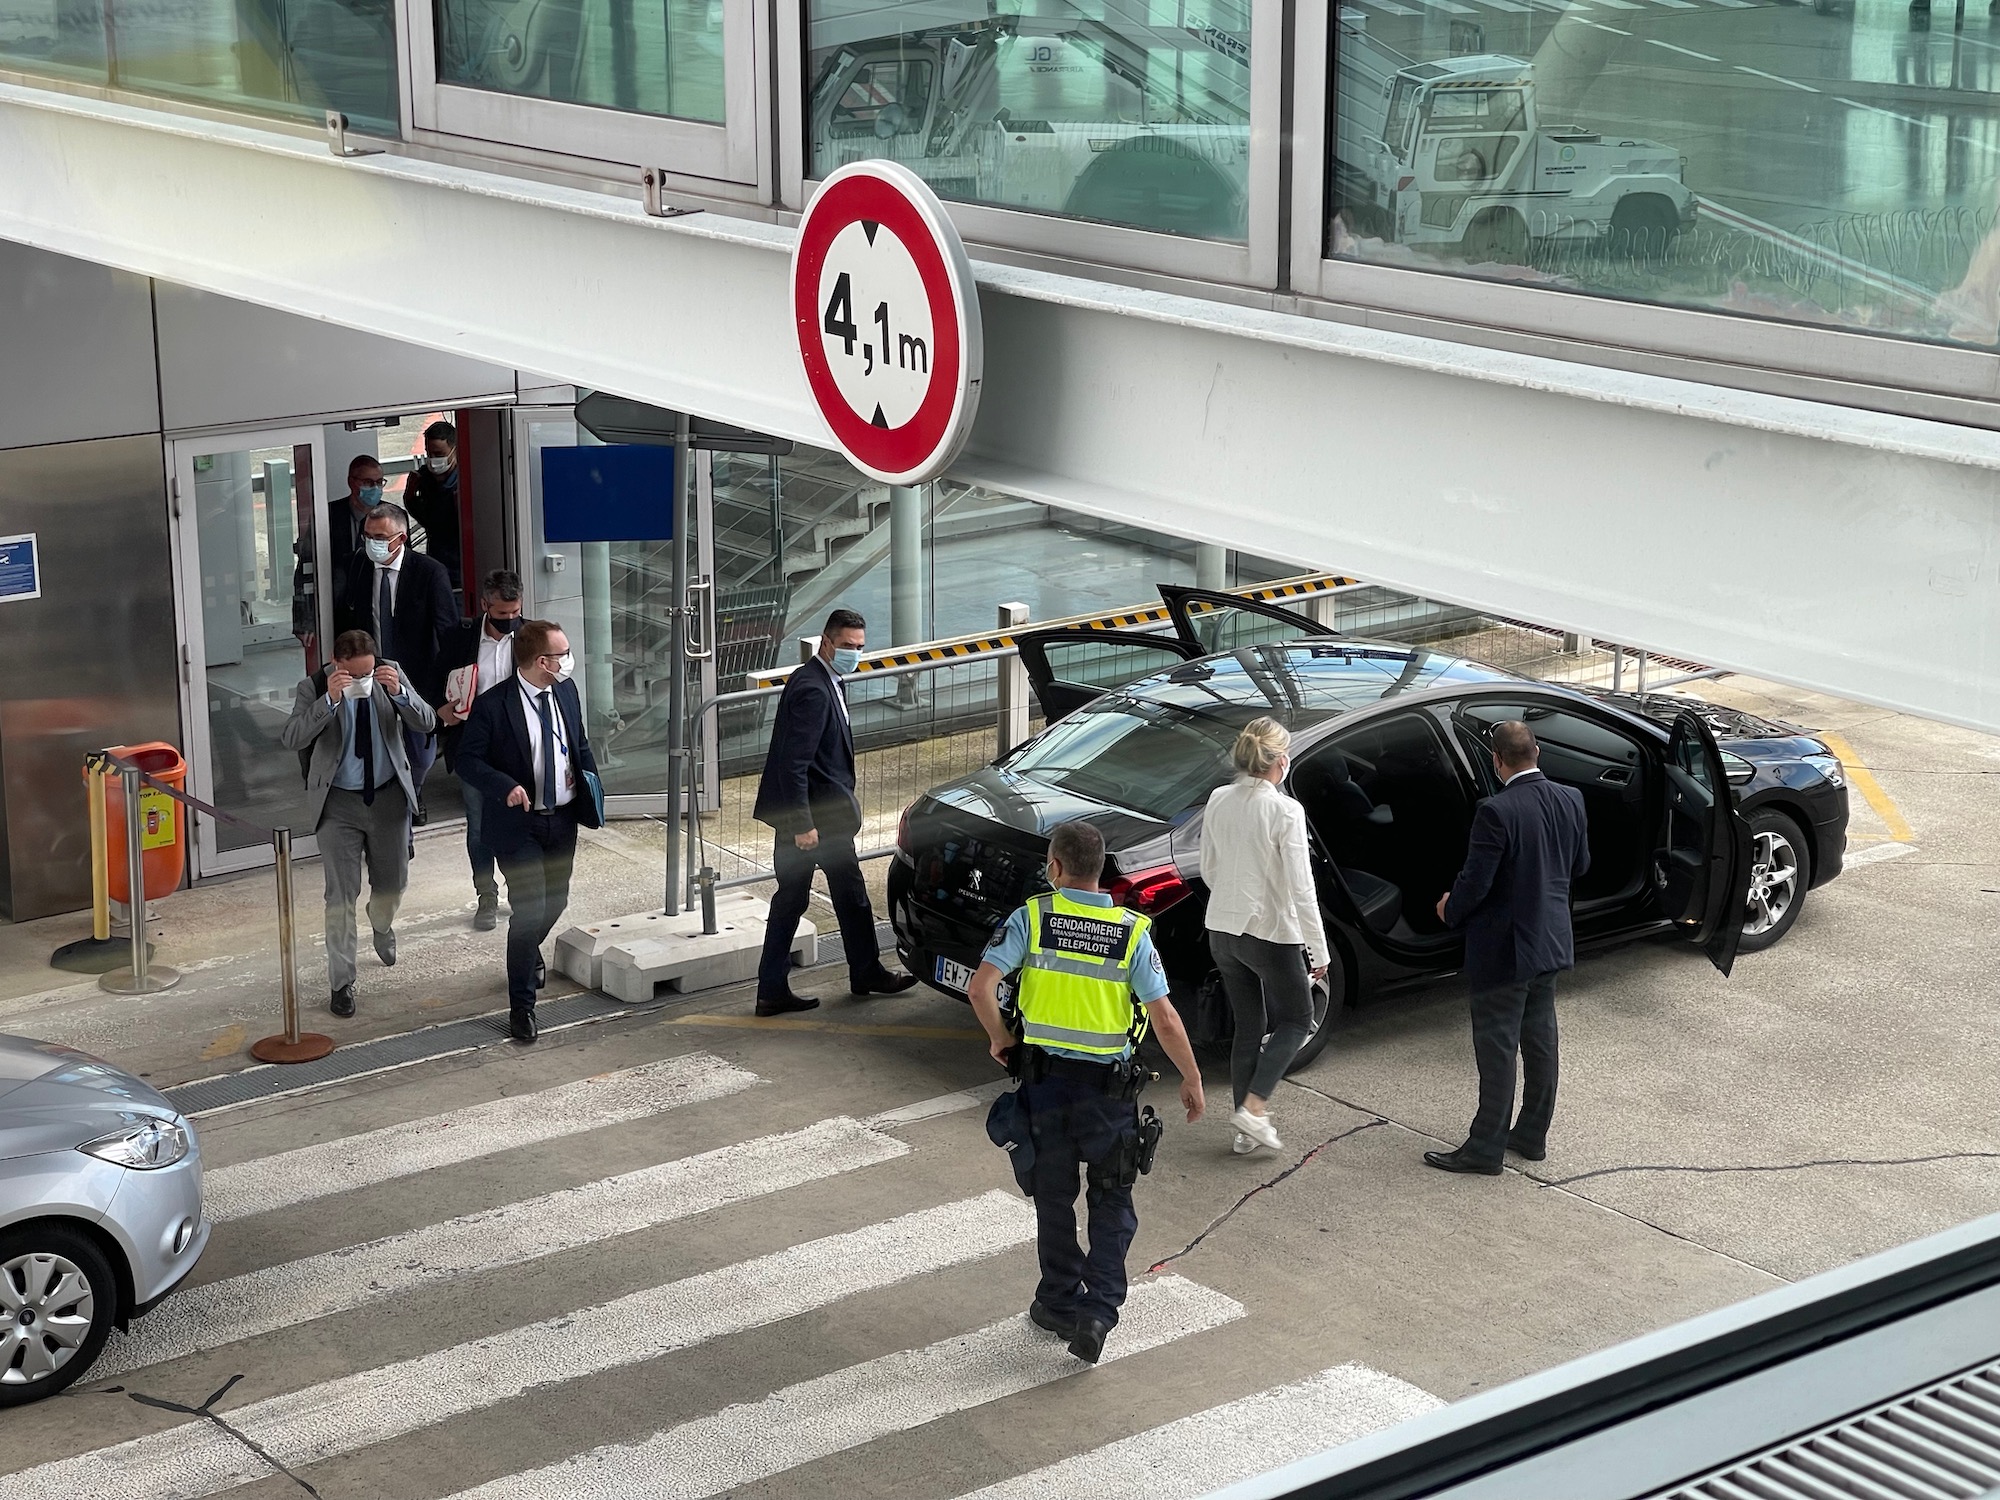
[1108,863,1190,916]
[1395,175,1415,192]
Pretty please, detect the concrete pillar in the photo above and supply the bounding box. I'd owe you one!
[1195,542,1228,591]
[890,483,926,645]
[996,601,1031,757]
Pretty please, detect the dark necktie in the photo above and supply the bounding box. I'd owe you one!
[376,568,396,660]
[536,691,557,811]
[355,696,376,806]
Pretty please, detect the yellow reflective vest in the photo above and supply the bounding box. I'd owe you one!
[1016,891,1152,1058]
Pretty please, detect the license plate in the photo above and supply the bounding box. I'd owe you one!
[935,956,974,992]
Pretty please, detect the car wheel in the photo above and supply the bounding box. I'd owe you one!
[1739,808,1811,953]
[0,1224,119,1406]
[1284,964,1349,1076]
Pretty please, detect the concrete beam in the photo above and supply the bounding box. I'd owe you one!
[4,85,1997,731]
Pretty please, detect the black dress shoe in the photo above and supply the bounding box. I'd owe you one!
[851,969,918,996]
[1424,1147,1503,1176]
[473,894,499,931]
[1029,1301,1077,1339]
[330,985,355,1018]
[1067,1317,1110,1365]
[755,990,820,1017]
[373,928,397,967]
[510,1009,539,1044]
[534,957,547,990]
[1506,1136,1547,1162]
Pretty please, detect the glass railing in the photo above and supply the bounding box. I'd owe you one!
[434,0,724,122]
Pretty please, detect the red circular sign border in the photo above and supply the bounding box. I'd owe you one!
[793,170,968,482]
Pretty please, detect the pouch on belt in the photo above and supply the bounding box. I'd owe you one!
[985,1087,1036,1195]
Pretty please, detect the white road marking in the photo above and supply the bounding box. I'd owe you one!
[203,1053,760,1221]
[1643,0,1699,10]
[1463,0,1533,13]
[93,1116,908,1379]
[948,1363,1444,1500]
[0,1194,1036,1500]
[1354,0,1422,14]
[1845,841,1917,868]
[1836,96,1931,129]
[1592,21,1635,32]
[438,1276,1246,1500]
[1412,0,1477,13]
[1648,37,1720,59]
[866,1078,1011,1128]
[1735,64,1819,92]
[1584,0,1642,10]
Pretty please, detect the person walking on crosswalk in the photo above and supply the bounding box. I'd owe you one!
[967,820,1206,1364]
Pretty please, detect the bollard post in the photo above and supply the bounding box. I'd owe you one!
[996,602,1031,758]
[98,765,181,994]
[51,756,131,974]
[699,866,718,936]
[251,828,334,1063]
[1611,645,1626,692]
[1636,651,1648,694]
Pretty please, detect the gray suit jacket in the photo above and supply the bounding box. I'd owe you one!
[280,664,437,829]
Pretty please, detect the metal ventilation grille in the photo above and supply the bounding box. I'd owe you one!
[1653,1360,2000,1500]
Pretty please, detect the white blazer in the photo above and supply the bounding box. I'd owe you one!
[1200,774,1330,964]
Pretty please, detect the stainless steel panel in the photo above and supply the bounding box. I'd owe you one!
[0,434,181,920]
[0,241,159,453]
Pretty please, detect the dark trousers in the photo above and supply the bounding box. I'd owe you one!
[1024,1072,1140,1329]
[495,809,579,1016]
[757,831,881,995]
[1211,929,1316,1108]
[462,781,497,899]
[1466,969,1561,1162]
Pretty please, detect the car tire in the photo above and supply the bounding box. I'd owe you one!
[1463,207,1529,265]
[0,1223,120,1406]
[1285,964,1349,1076]
[1739,807,1811,953]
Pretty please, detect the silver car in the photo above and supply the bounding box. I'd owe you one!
[0,1034,207,1405]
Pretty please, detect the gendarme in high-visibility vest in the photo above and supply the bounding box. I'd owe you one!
[1016,891,1152,1058]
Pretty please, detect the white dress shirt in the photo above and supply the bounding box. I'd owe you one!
[818,655,850,723]
[517,680,576,810]
[476,621,517,696]
[1200,774,1330,963]
[372,544,406,627]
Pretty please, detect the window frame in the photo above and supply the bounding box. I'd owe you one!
[408,0,768,189]
[1287,1,2000,411]
[781,0,1284,287]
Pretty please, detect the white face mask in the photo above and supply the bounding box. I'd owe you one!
[364,536,395,565]
[427,454,452,473]
[342,674,374,700]
[552,651,574,682]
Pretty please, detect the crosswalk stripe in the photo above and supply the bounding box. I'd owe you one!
[0,1193,1036,1500]
[203,1053,760,1222]
[865,1078,1011,1128]
[946,1363,1444,1500]
[438,1275,1246,1500]
[93,1116,908,1379]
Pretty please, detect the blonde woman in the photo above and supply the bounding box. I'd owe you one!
[1200,717,1331,1153]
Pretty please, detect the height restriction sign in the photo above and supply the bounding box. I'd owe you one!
[792,160,984,487]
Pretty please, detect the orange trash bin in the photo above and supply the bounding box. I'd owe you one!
[100,743,188,904]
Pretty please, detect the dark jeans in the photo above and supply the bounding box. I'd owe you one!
[1210,929,1316,1108]
[1024,1071,1140,1329]
[462,781,497,899]
[756,831,881,995]
[1466,970,1561,1162]
[495,809,579,1016]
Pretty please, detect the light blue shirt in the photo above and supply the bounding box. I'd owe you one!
[329,687,405,791]
[982,887,1170,1062]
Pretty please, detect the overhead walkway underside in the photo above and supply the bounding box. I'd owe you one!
[4,84,1996,732]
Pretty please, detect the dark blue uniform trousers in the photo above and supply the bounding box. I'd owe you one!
[1024,1071,1140,1329]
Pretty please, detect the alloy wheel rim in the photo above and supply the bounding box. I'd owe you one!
[0,1252,95,1385]
[1743,830,1800,936]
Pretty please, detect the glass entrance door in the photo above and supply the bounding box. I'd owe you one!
[170,428,329,876]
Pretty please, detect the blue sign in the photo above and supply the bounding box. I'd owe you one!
[0,533,40,604]
[541,446,676,543]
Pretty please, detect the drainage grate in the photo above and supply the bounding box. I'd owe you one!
[1651,1358,2000,1499]
[163,991,659,1116]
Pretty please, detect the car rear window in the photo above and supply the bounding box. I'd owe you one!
[1007,698,1240,820]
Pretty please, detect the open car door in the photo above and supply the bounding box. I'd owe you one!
[1159,583,1341,654]
[1656,708,1755,976]
[1014,628,1202,722]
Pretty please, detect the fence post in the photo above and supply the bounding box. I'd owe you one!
[996,601,1031,758]
[1612,646,1626,691]
[98,764,181,995]
[251,827,333,1063]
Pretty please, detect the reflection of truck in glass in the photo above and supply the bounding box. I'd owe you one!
[1335,26,1694,261]
[807,1,1251,239]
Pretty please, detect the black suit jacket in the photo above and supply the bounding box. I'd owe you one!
[1443,771,1592,987]
[752,656,861,840]
[455,677,603,856]
[336,550,457,707]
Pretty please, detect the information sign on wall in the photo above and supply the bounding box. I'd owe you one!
[0,533,41,603]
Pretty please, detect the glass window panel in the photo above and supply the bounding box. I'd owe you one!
[436,0,724,122]
[0,0,111,82]
[807,0,1253,242]
[1327,9,2000,349]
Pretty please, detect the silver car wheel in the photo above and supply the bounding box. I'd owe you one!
[1743,829,1801,937]
[0,1252,97,1385]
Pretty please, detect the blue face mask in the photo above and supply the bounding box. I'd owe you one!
[358,484,383,506]
[829,647,861,676]
[364,537,394,565]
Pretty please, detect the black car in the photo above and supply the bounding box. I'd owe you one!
[888,586,1849,1072]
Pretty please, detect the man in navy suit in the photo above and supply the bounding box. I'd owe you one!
[1429,720,1591,1174]
[751,608,916,1015]
[456,619,602,1044]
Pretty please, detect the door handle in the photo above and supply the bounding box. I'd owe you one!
[684,576,714,662]
[1599,766,1632,785]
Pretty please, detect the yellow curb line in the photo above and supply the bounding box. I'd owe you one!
[1819,731,1914,843]
[670,1013,987,1041]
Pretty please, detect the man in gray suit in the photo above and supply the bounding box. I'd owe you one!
[281,629,436,1018]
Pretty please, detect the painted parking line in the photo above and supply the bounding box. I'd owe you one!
[1818,732,1915,843]
[436,1276,1246,1500]
[203,1053,759,1221]
[0,1195,1036,1500]
[1648,37,1721,59]
[948,1364,1443,1500]
[93,1116,908,1379]
[1736,65,1819,92]
[671,1011,987,1041]
[1844,842,1916,869]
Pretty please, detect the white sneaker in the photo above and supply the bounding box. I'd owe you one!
[1231,1107,1282,1152]
[1231,1130,1257,1155]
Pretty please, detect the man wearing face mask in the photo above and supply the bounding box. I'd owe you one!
[435,570,525,930]
[751,607,917,1014]
[455,620,603,1043]
[402,419,463,594]
[328,455,385,585]
[340,502,456,711]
